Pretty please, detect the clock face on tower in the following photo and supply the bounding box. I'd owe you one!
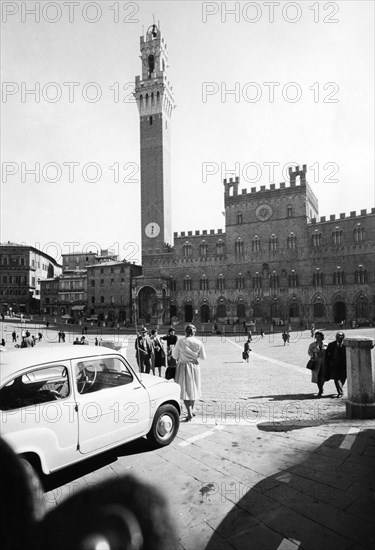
[255,204,273,221]
[145,222,160,238]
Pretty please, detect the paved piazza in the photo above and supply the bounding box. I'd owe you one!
[1,324,374,549]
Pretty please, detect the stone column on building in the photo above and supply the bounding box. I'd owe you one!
[344,336,375,419]
[156,296,164,326]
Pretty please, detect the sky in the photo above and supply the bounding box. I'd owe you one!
[1,0,374,264]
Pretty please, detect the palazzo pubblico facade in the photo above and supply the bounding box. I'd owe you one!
[132,25,375,330]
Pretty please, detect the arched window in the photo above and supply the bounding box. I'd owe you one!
[353,225,365,242]
[183,276,192,291]
[199,241,208,257]
[287,233,297,249]
[200,275,209,291]
[312,232,322,247]
[169,277,176,291]
[237,212,243,224]
[235,239,244,261]
[313,270,324,286]
[216,275,225,291]
[287,205,293,217]
[236,274,245,290]
[216,240,225,256]
[270,273,279,289]
[269,235,278,251]
[148,54,155,77]
[332,229,343,245]
[183,242,192,257]
[288,271,299,288]
[356,297,368,318]
[253,273,262,289]
[355,266,366,284]
[333,270,345,285]
[252,236,260,252]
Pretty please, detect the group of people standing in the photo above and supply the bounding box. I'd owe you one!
[135,325,206,421]
[308,331,347,397]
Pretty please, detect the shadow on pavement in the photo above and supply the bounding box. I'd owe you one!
[44,436,151,492]
[249,393,332,401]
[205,429,375,550]
[257,421,324,432]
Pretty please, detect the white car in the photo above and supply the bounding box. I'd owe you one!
[0,345,181,475]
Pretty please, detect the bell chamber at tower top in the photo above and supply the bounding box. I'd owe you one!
[135,23,175,118]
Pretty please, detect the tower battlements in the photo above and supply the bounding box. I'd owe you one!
[224,165,308,198]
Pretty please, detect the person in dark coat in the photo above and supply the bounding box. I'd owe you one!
[325,332,347,397]
[150,329,166,376]
[243,337,251,363]
[135,327,153,374]
[308,331,326,397]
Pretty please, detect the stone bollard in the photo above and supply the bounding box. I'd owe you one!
[344,337,375,419]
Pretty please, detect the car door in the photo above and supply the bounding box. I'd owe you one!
[0,362,78,472]
[72,355,150,454]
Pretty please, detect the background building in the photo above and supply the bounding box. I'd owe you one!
[132,25,375,329]
[86,261,142,325]
[0,242,62,315]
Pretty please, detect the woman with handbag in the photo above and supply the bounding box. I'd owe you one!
[172,324,206,421]
[307,331,327,397]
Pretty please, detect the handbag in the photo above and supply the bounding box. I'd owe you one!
[165,365,176,380]
[306,358,316,370]
[242,351,248,360]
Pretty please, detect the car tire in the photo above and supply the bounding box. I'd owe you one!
[147,404,180,447]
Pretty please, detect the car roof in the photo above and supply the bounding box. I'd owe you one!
[0,345,125,383]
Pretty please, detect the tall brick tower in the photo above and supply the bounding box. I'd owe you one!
[135,24,175,260]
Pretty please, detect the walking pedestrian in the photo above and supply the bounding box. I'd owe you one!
[307,331,326,397]
[135,327,152,374]
[242,337,251,363]
[150,329,166,376]
[172,324,206,421]
[260,328,264,338]
[12,330,17,343]
[325,332,347,397]
[282,330,290,346]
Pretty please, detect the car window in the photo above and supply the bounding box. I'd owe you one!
[0,365,69,411]
[75,357,134,394]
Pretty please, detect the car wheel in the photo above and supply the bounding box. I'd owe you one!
[147,404,180,447]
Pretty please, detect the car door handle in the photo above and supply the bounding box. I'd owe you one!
[133,386,142,390]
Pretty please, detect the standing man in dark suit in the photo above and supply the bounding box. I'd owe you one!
[325,332,347,397]
[135,327,152,373]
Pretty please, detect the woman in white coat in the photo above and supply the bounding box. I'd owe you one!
[172,324,206,421]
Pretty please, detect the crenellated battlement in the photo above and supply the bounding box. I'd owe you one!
[309,207,375,225]
[174,229,225,239]
[223,164,308,197]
